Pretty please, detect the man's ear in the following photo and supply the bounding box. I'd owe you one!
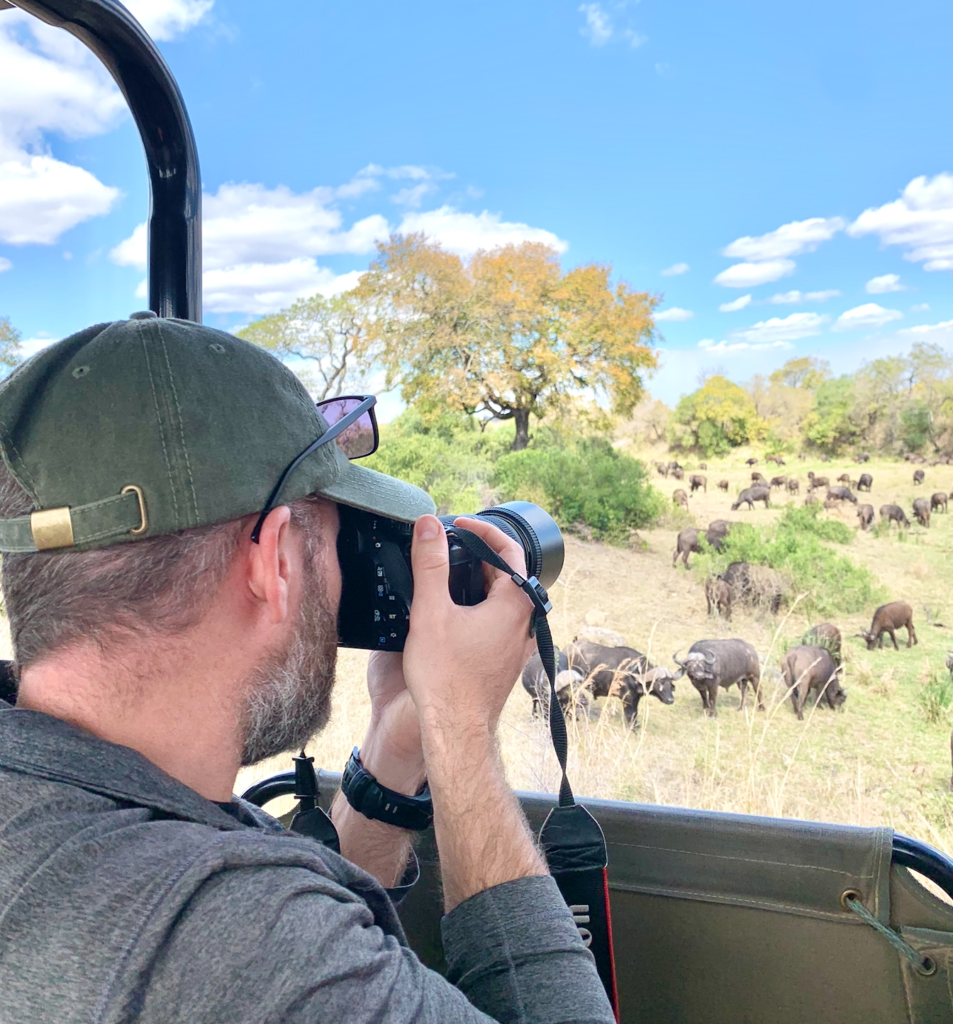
[245,505,296,626]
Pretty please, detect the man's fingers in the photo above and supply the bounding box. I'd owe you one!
[410,515,451,614]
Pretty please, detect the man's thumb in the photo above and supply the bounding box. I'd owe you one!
[410,515,449,610]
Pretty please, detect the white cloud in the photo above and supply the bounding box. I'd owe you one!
[719,294,751,312]
[623,28,647,48]
[661,261,689,276]
[911,303,931,312]
[204,260,362,315]
[768,288,842,304]
[722,216,846,262]
[728,311,828,345]
[109,221,147,269]
[397,205,568,258]
[0,155,119,244]
[654,307,693,322]
[391,182,436,208]
[579,3,613,45]
[832,303,903,332]
[698,338,793,354]
[849,173,953,272]
[0,257,10,273]
[19,335,58,359]
[122,0,214,41]
[897,318,953,343]
[865,273,904,294]
[713,259,796,288]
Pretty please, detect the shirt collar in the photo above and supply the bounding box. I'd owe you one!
[0,699,250,832]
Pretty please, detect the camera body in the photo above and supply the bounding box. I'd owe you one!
[337,502,564,651]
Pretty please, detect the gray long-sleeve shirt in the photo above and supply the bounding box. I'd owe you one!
[0,701,614,1024]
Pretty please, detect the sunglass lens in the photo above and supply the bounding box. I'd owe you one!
[315,397,377,459]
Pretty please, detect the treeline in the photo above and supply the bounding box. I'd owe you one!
[631,350,953,459]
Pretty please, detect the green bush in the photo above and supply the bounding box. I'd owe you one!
[919,671,953,725]
[694,512,882,616]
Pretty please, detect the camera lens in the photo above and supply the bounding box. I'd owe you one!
[468,501,565,589]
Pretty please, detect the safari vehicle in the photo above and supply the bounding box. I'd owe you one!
[6,2,953,1021]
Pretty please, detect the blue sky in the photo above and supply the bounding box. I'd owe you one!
[1,0,952,408]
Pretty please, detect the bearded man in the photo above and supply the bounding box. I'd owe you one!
[0,314,611,1024]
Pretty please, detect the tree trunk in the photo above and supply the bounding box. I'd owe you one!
[512,408,531,451]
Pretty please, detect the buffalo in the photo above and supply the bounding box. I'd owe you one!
[673,487,689,510]
[563,640,676,725]
[932,492,949,513]
[746,457,758,466]
[766,455,785,466]
[521,650,588,718]
[803,622,842,664]
[861,601,917,650]
[857,473,873,492]
[699,462,708,470]
[826,486,858,504]
[807,472,829,491]
[769,475,788,489]
[731,485,771,511]
[705,577,732,620]
[880,504,910,528]
[655,461,669,477]
[837,473,851,484]
[671,467,685,481]
[673,528,702,568]
[705,519,733,551]
[673,639,762,717]
[856,452,870,463]
[787,478,800,494]
[751,471,766,484]
[690,474,708,494]
[717,479,730,492]
[914,469,925,485]
[804,493,820,506]
[781,645,846,720]
[856,503,874,530]
[721,561,783,614]
[913,497,931,528]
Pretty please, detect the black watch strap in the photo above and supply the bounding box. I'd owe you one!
[341,747,433,832]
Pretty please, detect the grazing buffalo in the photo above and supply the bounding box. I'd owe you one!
[673,639,762,717]
[766,455,786,466]
[699,463,708,470]
[932,492,949,513]
[746,457,758,467]
[705,577,732,620]
[564,640,676,725]
[856,452,870,463]
[769,475,788,489]
[731,485,771,511]
[826,486,858,504]
[671,467,685,481]
[673,488,689,510]
[787,478,800,494]
[751,471,767,484]
[804,493,820,506]
[913,497,931,528]
[721,561,782,614]
[837,473,851,484]
[655,461,669,477]
[717,479,730,492]
[803,622,842,664]
[861,601,917,650]
[782,646,846,720]
[914,469,926,485]
[690,474,707,493]
[672,528,703,568]
[857,473,873,492]
[807,472,829,491]
[521,650,588,718]
[668,461,682,472]
[880,504,910,528]
[856,503,874,530]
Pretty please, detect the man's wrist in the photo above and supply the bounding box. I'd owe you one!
[359,720,427,797]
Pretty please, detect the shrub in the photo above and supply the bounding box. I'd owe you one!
[919,671,953,725]
[492,437,665,542]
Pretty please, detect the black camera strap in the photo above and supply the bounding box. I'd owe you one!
[452,528,619,1019]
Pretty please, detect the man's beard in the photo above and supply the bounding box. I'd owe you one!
[239,555,338,767]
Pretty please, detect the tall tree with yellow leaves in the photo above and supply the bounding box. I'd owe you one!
[360,235,659,449]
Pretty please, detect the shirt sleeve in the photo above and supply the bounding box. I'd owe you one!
[135,865,613,1024]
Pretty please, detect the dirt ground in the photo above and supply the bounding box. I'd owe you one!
[243,451,953,856]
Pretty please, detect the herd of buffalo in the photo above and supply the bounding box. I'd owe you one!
[522,454,932,729]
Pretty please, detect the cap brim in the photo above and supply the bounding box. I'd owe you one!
[319,461,436,522]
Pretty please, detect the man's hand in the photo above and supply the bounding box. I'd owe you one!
[401,514,546,911]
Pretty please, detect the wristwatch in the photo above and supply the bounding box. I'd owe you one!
[341,747,434,831]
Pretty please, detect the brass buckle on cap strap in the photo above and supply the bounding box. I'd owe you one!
[30,507,74,550]
[121,485,148,535]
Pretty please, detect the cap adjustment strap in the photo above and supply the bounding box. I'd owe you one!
[0,488,147,553]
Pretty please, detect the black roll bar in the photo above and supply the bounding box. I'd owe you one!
[8,0,202,321]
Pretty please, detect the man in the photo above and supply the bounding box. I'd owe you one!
[0,314,613,1024]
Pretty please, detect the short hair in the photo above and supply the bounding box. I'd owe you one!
[0,462,323,671]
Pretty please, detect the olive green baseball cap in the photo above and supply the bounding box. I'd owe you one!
[0,315,434,553]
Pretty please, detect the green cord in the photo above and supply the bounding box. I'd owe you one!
[844,895,936,976]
